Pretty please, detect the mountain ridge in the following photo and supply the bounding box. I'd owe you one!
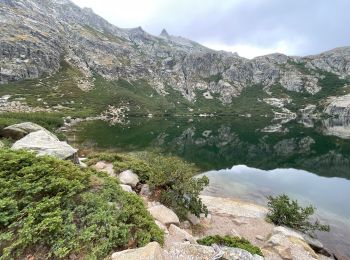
[1,0,350,119]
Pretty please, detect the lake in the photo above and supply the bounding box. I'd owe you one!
[67,116,350,258]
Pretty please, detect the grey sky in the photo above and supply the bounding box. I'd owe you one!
[71,0,350,58]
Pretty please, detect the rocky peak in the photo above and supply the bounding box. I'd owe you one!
[160,28,170,39]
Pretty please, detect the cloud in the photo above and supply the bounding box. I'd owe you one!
[71,0,350,58]
[204,40,298,59]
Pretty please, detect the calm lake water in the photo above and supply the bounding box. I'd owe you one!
[68,116,350,258]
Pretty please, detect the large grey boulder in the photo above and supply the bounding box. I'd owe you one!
[111,242,166,260]
[148,204,180,226]
[118,170,139,187]
[1,122,46,140]
[12,130,78,162]
[266,226,319,259]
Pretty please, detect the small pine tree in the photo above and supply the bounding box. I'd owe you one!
[266,194,330,236]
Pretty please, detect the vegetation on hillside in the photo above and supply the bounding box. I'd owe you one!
[0,112,64,133]
[266,194,330,236]
[87,152,209,219]
[197,235,263,256]
[0,149,163,259]
[0,60,276,118]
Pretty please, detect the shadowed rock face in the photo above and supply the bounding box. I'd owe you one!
[1,0,350,105]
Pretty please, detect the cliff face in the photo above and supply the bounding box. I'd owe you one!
[1,0,350,108]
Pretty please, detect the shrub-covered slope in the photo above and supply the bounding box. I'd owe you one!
[0,149,163,259]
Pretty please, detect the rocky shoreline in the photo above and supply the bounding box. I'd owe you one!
[96,157,332,260]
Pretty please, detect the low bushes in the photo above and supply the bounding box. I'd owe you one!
[0,149,163,259]
[266,194,330,236]
[89,151,209,219]
[197,235,263,256]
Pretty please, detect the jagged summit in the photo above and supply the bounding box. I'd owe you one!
[160,28,170,39]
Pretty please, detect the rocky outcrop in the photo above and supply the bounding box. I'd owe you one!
[12,129,78,162]
[165,242,264,260]
[305,47,350,78]
[1,122,47,140]
[266,226,320,260]
[111,242,166,260]
[168,224,197,244]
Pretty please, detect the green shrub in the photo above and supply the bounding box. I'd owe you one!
[0,149,163,259]
[266,194,330,236]
[86,152,123,167]
[197,235,263,256]
[113,154,152,183]
[0,112,64,132]
[141,153,209,219]
[88,151,209,219]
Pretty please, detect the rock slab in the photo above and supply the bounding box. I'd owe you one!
[111,242,166,260]
[165,242,263,260]
[12,130,78,162]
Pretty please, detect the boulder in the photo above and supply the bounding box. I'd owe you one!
[93,161,115,177]
[111,242,166,260]
[267,230,319,259]
[118,170,139,187]
[1,122,46,140]
[119,184,135,193]
[12,130,78,162]
[148,204,180,226]
[168,224,197,244]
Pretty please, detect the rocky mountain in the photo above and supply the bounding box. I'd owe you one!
[1,0,350,116]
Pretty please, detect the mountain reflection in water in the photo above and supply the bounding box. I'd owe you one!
[69,116,350,179]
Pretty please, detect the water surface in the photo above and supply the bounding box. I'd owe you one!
[203,166,350,258]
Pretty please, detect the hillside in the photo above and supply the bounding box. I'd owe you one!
[1,0,350,119]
